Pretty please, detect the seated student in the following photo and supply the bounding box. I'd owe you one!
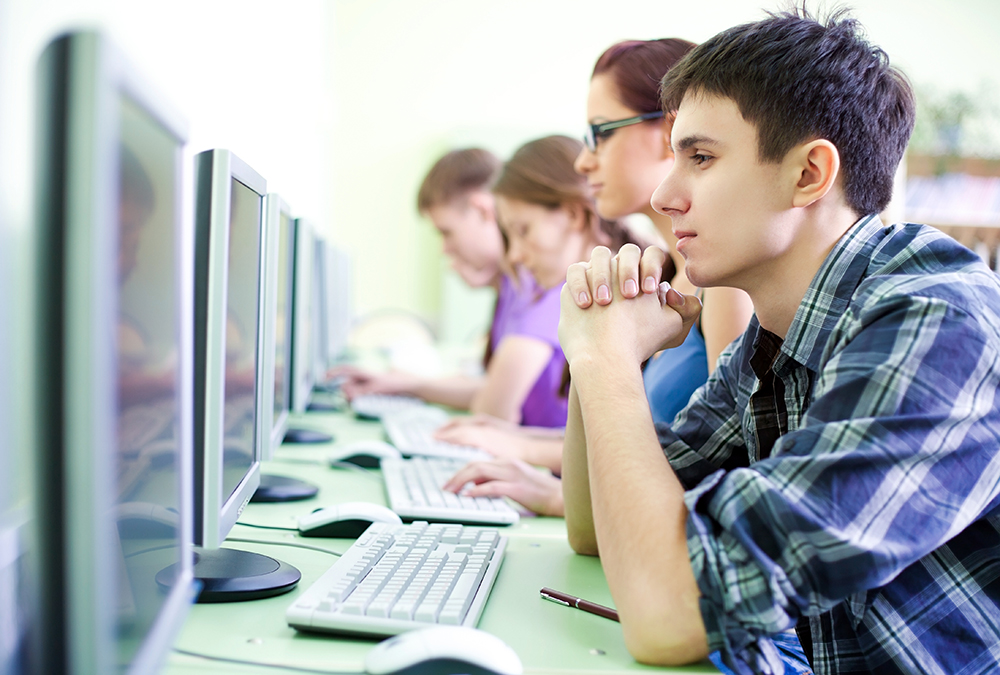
[334,148,564,427]
[439,38,754,476]
[559,8,1000,674]
[479,134,648,432]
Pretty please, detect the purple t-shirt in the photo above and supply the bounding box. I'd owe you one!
[490,270,567,428]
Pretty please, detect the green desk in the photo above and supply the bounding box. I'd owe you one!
[164,410,719,674]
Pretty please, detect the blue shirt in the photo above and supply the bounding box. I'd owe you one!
[657,215,1000,674]
[643,323,709,425]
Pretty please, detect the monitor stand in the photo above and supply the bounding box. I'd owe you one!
[157,548,301,603]
[251,473,319,503]
[283,426,334,444]
[306,399,340,412]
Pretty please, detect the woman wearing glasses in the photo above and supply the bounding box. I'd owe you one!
[575,38,754,415]
[441,39,753,498]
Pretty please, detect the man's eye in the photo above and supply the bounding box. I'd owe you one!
[692,153,712,165]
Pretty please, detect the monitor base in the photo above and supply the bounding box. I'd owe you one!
[306,399,340,413]
[157,548,301,603]
[251,474,319,503]
[283,427,334,444]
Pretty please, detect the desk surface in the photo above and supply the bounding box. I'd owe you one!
[164,410,718,674]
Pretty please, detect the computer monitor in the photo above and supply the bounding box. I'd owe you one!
[302,235,339,413]
[33,30,197,673]
[312,236,330,380]
[288,217,314,414]
[252,194,322,493]
[184,149,299,601]
[260,194,294,456]
[324,244,353,366]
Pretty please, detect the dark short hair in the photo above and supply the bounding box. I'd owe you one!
[416,148,501,212]
[660,6,915,215]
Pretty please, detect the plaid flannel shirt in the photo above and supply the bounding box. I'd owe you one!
[657,215,1000,674]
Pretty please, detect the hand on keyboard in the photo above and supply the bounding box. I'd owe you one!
[382,408,490,461]
[382,457,520,526]
[442,458,564,517]
[434,417,564,474]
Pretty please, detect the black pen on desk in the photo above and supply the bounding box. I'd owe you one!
[540,587,620,622]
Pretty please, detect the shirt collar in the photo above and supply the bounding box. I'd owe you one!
[777,213,886,374]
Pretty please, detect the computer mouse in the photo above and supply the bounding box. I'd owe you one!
[328,440,402,468]
[365,625,523,675]
[297,501,402,538]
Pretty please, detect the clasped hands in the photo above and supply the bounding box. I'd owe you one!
[559,244,702,368]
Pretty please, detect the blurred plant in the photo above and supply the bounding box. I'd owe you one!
[910,81,1000,160]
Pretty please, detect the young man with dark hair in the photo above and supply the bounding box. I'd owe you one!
[559,7,1000,674]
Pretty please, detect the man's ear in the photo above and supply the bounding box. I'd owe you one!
[658,117,675,161]
[466,190,496,224]
[790,139,840,208]
[565,202,589,234]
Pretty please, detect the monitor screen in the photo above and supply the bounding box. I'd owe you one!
[114,91,188,671]
[289,218,315,414]
[275,209,291,420]
[220,177,261,503]
[269,205,293,449]
[311,236,328,380]
[324,245,352,365]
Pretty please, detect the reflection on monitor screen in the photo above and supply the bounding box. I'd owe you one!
[275,210,291,425]
[289,218,315,414]
[220,178,260,503]
[114,95,187,668]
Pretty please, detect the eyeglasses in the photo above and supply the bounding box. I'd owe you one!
[583,111,665,152]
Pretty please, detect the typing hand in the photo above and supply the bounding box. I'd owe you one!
[336,368,419,400]
[559,245,701,367]
[435,413,519,433]
[442,459,564,517]
[434,423,526,460]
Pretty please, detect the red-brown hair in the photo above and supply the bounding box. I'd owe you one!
[592,39,696,114]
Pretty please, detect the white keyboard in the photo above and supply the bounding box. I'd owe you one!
[350,393,426,420]
[382,457,519,526]
[381,407,490,461]
[286,521,506,637]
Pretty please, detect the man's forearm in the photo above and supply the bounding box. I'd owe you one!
[571,355,708,665]
[562,384,597,555]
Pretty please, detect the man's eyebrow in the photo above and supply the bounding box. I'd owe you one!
[672,134,720,153]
